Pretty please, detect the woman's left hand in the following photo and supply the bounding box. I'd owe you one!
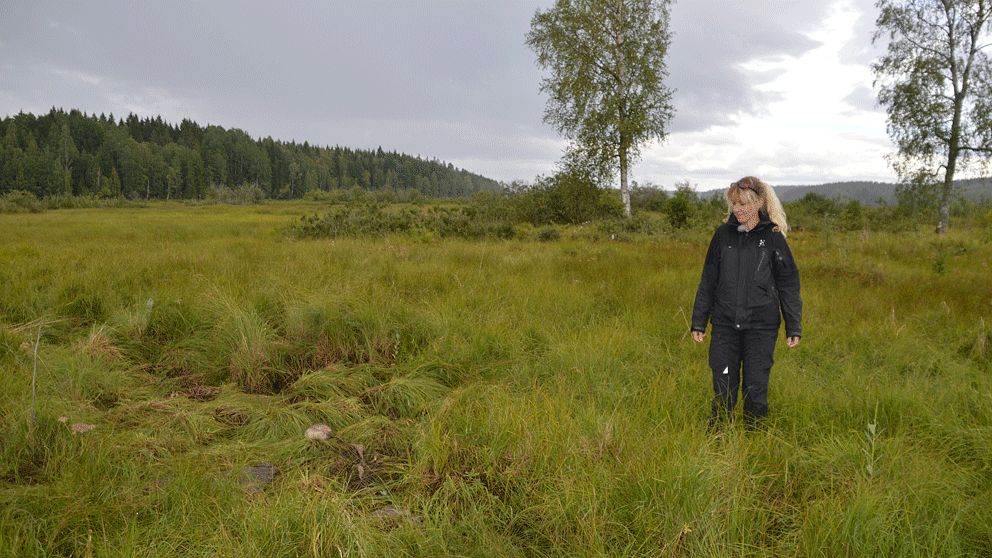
[786,336,800,348]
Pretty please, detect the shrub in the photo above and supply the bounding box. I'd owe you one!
[291,202,518,240]
[596,213,667,237]
[665,184,701,229]
[794,192,839,217]
[507,170,623,225]
[0,190,43,213]
[301,189,337,202]
[838,199,868,231]
[205,183,266,204]
[302,186,423,205]
[41,195,137,210]
[630,184,669,212]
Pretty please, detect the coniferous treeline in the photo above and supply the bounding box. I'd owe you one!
[0,108,500,200]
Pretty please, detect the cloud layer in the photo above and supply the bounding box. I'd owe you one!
[0,0,902,189]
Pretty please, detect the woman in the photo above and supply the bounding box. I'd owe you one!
[690,176,802,428]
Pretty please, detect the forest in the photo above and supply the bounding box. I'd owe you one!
[0,108,500,201]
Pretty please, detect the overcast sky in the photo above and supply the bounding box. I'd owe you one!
[1,0,909,190]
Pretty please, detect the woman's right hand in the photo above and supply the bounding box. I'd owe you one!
[691,330,706,343]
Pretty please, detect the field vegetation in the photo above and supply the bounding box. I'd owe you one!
[1,192,991,556]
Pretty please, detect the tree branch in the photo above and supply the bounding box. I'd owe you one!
[901,33,953,63]
[565,26,621,84]
[960,144,992,153]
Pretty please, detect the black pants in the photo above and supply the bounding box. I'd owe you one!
[708,325,778,424]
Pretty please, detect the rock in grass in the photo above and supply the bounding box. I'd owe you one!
[70,423,96,433]
[305,423,333,441]
[242,462,277,493]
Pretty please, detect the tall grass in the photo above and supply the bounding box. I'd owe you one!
[0,202,990,556]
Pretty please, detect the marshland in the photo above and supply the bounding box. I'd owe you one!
[1,197,990,556]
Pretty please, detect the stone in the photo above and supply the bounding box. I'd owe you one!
[305,423,333,441]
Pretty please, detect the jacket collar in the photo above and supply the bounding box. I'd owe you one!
[727,211,773,231]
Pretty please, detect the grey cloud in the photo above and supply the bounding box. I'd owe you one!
[1,0,869,183]
[1,1,551,131]
[842,84,880,113]
[667,1,834,133]
[838,1,887,67]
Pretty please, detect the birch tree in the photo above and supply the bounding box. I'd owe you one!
[527,0,675,218]
[872,0,992,233]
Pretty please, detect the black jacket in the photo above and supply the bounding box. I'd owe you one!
[691,212,802,337]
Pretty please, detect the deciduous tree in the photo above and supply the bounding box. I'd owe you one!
[872,0,992,233]
[527,0,675,217]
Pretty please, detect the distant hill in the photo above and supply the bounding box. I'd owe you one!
[701,178,992,205]
[0,108,501,200]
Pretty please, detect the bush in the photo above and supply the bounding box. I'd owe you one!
[302,186,423,205]
[838,199,868,231]
[0,190,43,213]
[507,170,623,225]
[794,192,839,217]
[596,213,668,238]
[537,228,560,242]
[41,195,137,210]
[205,183,266,204]
[301,189,338,202]
[291,202,518,240]
[665,184,701,229]
[0,191,135,212]
[630,184,669,212]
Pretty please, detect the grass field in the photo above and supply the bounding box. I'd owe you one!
[1,202,990,557]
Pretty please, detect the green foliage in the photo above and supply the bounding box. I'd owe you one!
[596,212,668,238]
[933,252,948,274]
[526,0,675,215]
[0,190,43,213]
[292,203,518,240]
[0,109,499,202]
[794,192,838,217]
[893,176,942,219]
[302,186,423,204]
[666,187,695,229]
[0,190,140,213]
[783,193,934,233]
[205,183,266,205]
[838,199,867,230]
[47,195,139,210]
[871,0,992,232]
[630,183,669,212]
[508,170,623,225]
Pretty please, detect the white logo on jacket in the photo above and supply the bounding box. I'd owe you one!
[759,239,766,247]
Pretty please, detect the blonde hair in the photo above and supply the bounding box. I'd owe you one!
[723,176,789,237]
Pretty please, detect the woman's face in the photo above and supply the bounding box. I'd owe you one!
[732,198,762,223]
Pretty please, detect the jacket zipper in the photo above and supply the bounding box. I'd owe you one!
[736,230,746,325]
